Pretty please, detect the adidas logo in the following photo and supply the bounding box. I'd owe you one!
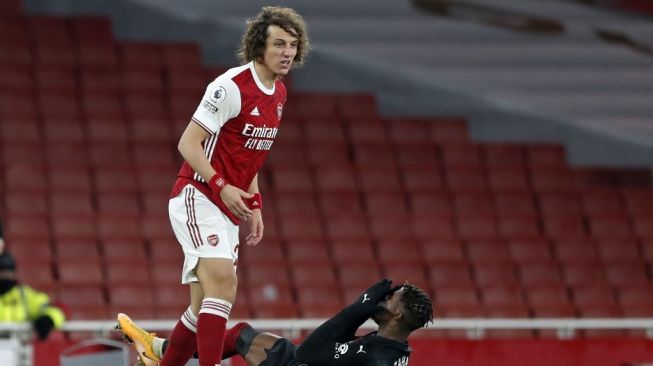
[250,106,260,116]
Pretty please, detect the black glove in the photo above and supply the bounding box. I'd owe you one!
[351,279,394,315]
[33,315,55,340]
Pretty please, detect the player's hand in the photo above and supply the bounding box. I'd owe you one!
[351,279,393,314]
[245,209,264,246]
[220,184,254,220]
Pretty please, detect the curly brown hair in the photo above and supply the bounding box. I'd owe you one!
[237,6,310,68]
[399,284,434,331]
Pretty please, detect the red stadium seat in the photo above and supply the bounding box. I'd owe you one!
[525,285,572,307]
[5,164,47,193]
[247,263,290,288]
[252,303,299,319]
[323,214,371,241]
[525,144,567,168]
[486,165,532,192]
[363,192,409,218]
[440,143,483,167]
[452,191,494,216]
[296,284,343,307]
[3,216,50,240]
[304,120,347,144]
[445,165,488,193]
[407,192,452,217]
[336,263,383,288]
[247,283,294,307]
[473,263,519,287]
[337,94,377,120]
[240,240,285,266]
[368,217,414,239]
[482,143,526,168]
[579,189,625,216]
[96,214,143,240]
[587,213,633,239]
[480,285,526,307]
[291,263,338,287]
[537,192,582,217]
[51,215,97,240]
[395,146,439,167]
[112,38,173,68]
[419,239,466,264]
[278,215,324,240]
[541,215,587,238]
[6,238,53,265]
[497,216,542,239]
[493,192,538,217]
[56,285,106,307]
[94,167,138,193]
[507,239,554,264]
[86,116,128,143]
[466,239,510,264]
[80,67,121,93]
[274,192,320,217]
[313,164,359,193]
[330,239,376,265]
[96,193,141,215]
[604,261,649,286]
[317,192,365,218]
[429,117,469,144]
[432,285,480,308]
[102,238,148,262]
[400,165,445,193]
[620,189,653,216]
[529,167,575,192]
[617,285,653,308]
[54,239,101,262]
[5,193,48,217]
[518,262,564,286]
[285,239,332,265]
[0,117,39,144]
[571,285,618,308]
[561,262,608,287]
[122,67,164,94]
[552,238,599,264]
[383,263,430,291]
[456,214,498,239]
[346,121,389,145]
[34,65,76,92]
[428,262,474,287]
[385,119,433,146]
[108,285,155,308]
[16,262,55,288]
[596,238,641,263]
[306,143,350,165]
[162,43,202,70]
[358,166,403,193]
[154,284,190,318]
[90,144,132,170]
[106,263,151,285]
[58,260,104,285]
[270,167,315,193]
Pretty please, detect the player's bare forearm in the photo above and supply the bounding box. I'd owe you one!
[178,121,216,182]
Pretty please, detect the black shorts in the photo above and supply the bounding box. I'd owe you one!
[259,338,298,366]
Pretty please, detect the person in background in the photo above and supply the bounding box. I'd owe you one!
[0,223,66,340]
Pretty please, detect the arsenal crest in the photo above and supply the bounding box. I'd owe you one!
[207,234,219,246]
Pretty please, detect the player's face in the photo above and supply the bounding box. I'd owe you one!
[372,287,405,325]
[261,25,298,77]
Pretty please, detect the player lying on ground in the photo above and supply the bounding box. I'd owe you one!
[117,279,433,365]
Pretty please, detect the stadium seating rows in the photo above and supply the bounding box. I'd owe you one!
[1,12,652,337]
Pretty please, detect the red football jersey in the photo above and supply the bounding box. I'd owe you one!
[171,62,287,224]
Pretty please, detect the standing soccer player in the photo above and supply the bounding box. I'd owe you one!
[157,7,309,366]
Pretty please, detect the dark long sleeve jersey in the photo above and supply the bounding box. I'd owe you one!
[292,305,411,366]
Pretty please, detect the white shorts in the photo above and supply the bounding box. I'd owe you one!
[169,185,239,284]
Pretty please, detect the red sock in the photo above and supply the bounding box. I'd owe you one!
[197,297,231,366]
[222,322,250,360]
[160,307,198,366]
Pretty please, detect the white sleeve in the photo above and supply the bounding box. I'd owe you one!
[191,76,241,134]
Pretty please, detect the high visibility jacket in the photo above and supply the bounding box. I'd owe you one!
[0,285,65,328]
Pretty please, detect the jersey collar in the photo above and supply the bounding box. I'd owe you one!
[249,61,275,96]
